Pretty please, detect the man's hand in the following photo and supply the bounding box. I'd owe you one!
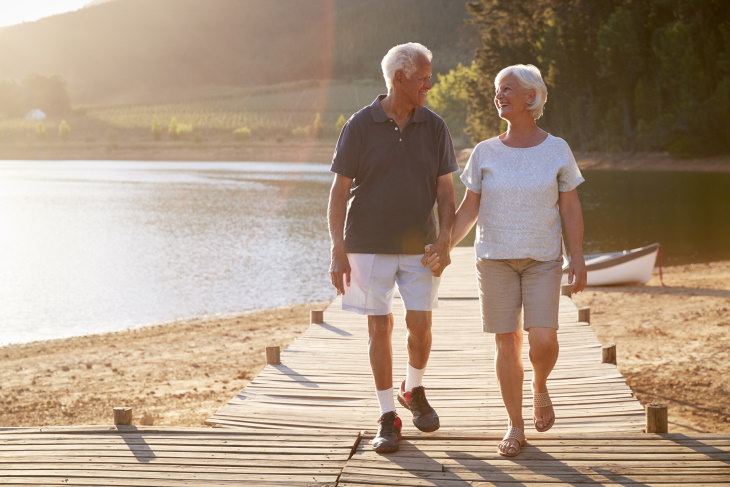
[421,240,451,277]
[567,256,587,293]
[329,246,351,295]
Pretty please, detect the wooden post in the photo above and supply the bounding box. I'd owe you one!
[602,343,617,365]
[113,406,132,426]
[265,346,281,365]
[310,310,324,324]
[560,284,572,297]
[646,403,668,433]
[578,306,591,323]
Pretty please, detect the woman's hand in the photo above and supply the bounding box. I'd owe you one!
[567,256,587,293]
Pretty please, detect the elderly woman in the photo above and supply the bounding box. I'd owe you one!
[429,64,587,456]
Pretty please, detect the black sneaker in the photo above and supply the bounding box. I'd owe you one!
[397,380,440,432]
[371,411,402,453]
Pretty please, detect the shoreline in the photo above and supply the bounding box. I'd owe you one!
[2,262,728,433]
[0,303,328,428]
[458,148,730,173]
[2,142,730,172]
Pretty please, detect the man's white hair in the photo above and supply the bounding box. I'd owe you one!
[494,64,548,120]
[381,42,433,92]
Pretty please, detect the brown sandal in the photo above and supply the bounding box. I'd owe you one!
[533,391,555,432]
[498,426,526,457]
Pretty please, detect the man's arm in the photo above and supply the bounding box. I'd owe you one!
[430,172,456,276]
[559,189,587,293]
[328,174,353,295]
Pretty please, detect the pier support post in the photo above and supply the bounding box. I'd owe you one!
[578,306,591,323]
[113,407,132,426]
[560,284,572,297]
[646,403,668,433]
[266,346,281,365]
[310,310,324,324]
[602,344,617,365]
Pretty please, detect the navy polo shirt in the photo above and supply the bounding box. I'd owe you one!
[331,95,458,254]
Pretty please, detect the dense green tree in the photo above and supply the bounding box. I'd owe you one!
[465,0,730,156]
[428,62,476,142]
[466,0,554,142]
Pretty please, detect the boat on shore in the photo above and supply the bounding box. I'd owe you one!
[563,243,661,286]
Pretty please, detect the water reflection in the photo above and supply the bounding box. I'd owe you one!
[579,170,730,264]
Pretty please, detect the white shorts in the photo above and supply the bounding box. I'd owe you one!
[342,253,440,315]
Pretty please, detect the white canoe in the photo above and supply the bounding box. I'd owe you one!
[562,243,660,286]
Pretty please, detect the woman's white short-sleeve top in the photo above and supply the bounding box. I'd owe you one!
[460,134,584,261]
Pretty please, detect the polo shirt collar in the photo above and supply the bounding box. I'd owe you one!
[369,95,428,124]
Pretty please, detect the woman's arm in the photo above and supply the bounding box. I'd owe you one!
[451,189,481,250]
[558,189,587,293]
[424,189,481,274]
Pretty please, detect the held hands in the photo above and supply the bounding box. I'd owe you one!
[567,256,587,293]
[421,239,451,277]
[329,245,351,295]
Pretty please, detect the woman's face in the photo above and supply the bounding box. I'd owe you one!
[494,73,534,121]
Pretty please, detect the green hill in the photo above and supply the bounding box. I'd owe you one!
[0,0,477,105]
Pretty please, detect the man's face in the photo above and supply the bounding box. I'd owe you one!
[398,55,432,107]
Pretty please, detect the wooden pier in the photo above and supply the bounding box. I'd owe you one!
[1,248,728,485]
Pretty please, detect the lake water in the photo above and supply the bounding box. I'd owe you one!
[1,161,728,346]
[0,161,334,346]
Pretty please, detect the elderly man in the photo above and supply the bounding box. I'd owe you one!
[327,42,458,453]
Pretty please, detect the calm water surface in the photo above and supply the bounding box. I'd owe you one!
[0,161,333,345]
[1,161,728,345]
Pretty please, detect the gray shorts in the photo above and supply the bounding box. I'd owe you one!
[476,258,562,334]
[342,253,439,315]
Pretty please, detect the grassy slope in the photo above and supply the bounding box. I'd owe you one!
[0,0,477,105]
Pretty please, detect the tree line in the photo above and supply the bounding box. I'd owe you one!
[460,0,729,156]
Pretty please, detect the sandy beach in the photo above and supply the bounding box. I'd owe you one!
[1,262,728,433]
[0,304,320,428]
[571,261,730,434]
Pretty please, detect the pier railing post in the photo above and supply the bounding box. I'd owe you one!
[602,344,617,365]
[646,403,668,433]
[266,346,281,365]
[113,406,132,426]
[560,284,572,297]
[310,310,324,324]
[578,306,590,323]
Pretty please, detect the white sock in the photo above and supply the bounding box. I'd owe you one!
[376,388,396,414]
[405,363,426,392]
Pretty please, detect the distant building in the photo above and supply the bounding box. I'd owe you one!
[25,109,47,120]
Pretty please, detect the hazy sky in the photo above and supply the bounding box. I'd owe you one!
[0,1,91,28]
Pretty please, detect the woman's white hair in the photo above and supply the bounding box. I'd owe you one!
[381,42,433,93]
[495,64,548,119]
